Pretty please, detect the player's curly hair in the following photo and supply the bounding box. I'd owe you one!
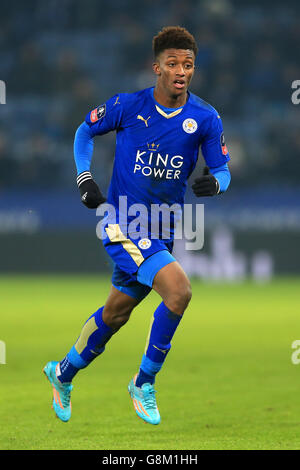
[152,26,198,58]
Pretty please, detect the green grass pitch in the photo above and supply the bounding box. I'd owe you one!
[0,275,300,450]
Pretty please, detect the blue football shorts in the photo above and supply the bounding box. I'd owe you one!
[102,223,176,301]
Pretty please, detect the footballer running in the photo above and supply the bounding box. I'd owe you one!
[43,26,231,425]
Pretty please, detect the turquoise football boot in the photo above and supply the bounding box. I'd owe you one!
[43,361,73,422]
[128,374,160,425]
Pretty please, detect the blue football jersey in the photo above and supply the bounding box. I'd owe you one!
[83,87,230,241]
[85,87,230,210]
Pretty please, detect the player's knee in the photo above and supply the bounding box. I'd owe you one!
[185,282,192,304]
[102,304,133,330]
[180,281,192,310]
[166,281,192,315]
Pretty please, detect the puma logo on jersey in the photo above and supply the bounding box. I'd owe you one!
[137,115,151,127]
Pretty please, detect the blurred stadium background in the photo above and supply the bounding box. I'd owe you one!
[1,0,300,279]
[2,0,300,452]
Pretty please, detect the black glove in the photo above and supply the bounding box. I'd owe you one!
[192,166,220,197]
[77,171,106,209]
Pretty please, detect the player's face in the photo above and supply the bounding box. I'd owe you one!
[153,48,195,98]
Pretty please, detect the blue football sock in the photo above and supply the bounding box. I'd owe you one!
[135,302,183,388]
[57,355,80,383]
[136,368,155,386]
[57,306,114,383]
